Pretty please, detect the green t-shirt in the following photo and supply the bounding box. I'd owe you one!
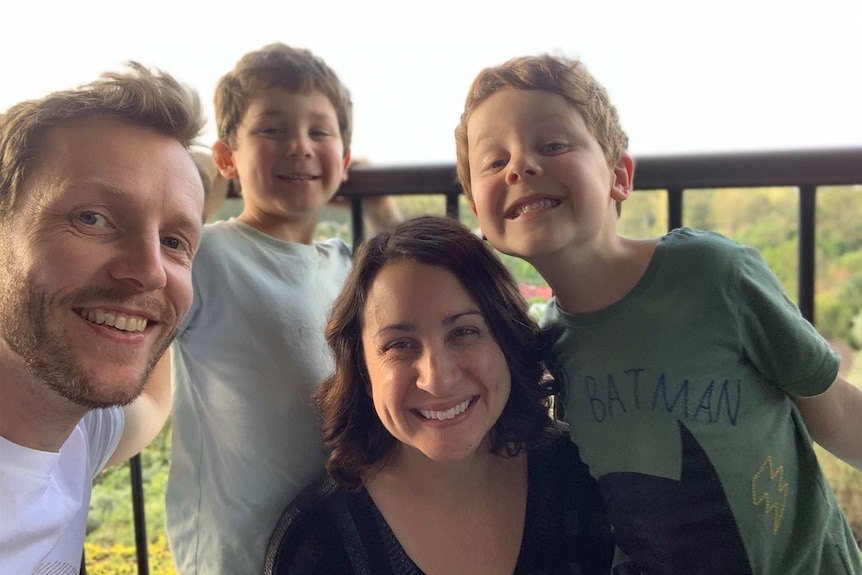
[543,228,860,574]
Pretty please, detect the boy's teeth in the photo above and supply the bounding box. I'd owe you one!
[419,398,471,421]
[79,309,148,333]
[510,198,559,219]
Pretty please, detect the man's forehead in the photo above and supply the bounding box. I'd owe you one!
[28,117,202,212]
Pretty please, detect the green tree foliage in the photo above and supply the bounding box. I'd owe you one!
[817,188,862,343]
[852,312,862,349]
[619,190,668,239]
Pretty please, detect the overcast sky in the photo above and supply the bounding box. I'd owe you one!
[3,0,860,166]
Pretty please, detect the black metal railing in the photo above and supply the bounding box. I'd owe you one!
[117,147,861,574]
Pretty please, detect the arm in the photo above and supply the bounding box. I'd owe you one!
[362,196,403,234]
[106,349,173,466]
[792,375,862,470]
[327,195,404,235]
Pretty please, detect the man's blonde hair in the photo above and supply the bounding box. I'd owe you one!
[0,62,204,220]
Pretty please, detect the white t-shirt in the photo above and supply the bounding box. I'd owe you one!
[0,407,124,575]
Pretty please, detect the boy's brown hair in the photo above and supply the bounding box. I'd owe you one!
[0,62,203,221]
[214,43,353,154]
[455,54,629,212]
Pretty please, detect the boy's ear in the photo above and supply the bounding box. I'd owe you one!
[610,152,635,202]
[212,140,238,179]
[341,149,353,183]
[471,202,478,216]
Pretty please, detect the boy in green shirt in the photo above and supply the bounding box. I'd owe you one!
[455,54,862,574]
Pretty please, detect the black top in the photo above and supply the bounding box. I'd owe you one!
[263,436,614,574]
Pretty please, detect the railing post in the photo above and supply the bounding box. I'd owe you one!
[667,188,684,231]
[798,185,817,323]
[445,192,460,220]
[130,454,150,575]
[350,196,365,249]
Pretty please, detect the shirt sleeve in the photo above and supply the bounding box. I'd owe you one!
[735,246,839,397]
[80,407,125,477]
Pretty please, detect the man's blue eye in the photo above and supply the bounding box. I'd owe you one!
[77,212,107,226]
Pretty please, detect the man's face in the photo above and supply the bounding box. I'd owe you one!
[0,115,203,408]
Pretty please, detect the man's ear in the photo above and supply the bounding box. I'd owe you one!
[610,152,635,202]
[341,149,353,183]
[212,140,238,179]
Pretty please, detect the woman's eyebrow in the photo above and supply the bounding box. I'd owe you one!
[443,310,482,325]
[373,310,482,337]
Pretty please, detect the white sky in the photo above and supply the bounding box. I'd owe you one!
[3,0,860,166]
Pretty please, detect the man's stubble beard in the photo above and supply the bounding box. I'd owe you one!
[0,259,178,409]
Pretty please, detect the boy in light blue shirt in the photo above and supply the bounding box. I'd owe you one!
[161,43,355,575]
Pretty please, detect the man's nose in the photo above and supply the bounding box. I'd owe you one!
[108,235,168,292]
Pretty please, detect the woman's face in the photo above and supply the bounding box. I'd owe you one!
[361,261,511,462]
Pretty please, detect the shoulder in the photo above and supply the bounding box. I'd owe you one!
[191,220,246,266]
[191,220,288,281]
[527,433,605,511]
[661,227,748,261]
[78,407,125,475]
[529,433,589,476]
[526,432,590,491]
[315,237,353,260]
[663,228,782,294]
[658,227,756,285]
[200,219,241,244]
[268,473,341,547]
[264,474,358,575]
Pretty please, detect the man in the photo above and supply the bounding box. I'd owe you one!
[0,63,205,574]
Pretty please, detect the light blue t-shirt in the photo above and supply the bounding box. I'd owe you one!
[166,219,352,575]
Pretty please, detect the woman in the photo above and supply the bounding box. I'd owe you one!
[264,216,613,574]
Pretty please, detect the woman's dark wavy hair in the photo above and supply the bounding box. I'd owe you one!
[316,216,558,489]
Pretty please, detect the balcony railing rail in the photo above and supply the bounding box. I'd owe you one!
[114,147,861,574]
